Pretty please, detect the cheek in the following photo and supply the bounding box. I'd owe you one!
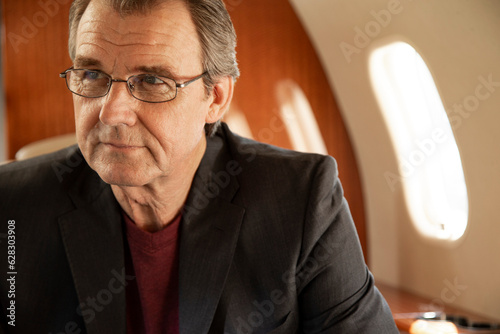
[73,97,101,146]
[173,99,210,138]
[179,90,213,127]
[74,98,99,128]
[145,99,208,157]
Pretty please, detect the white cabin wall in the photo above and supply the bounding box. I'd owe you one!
[289,0,500,320]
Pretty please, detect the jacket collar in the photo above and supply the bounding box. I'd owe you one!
[58,148,127,333]
[179,126,245,333]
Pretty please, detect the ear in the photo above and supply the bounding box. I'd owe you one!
[205,76,234,124]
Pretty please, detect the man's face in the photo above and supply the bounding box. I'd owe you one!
[73,0,212,187]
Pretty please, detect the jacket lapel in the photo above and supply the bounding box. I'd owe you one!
[179,134,246,334]
[58,160,126,334]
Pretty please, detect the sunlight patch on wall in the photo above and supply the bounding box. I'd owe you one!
[369,41,468,242]
[275,80,327,155]
[224,105,254,140]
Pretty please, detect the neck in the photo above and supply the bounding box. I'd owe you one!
[112,136,207,233]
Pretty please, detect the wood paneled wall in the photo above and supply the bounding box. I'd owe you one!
[2,0,368,261]
[2,0,74,158]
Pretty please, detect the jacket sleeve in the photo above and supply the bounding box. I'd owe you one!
[295,156,398,333]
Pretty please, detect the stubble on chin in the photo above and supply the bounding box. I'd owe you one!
[88,145,161,187]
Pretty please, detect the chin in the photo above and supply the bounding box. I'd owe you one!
[91,162,156,187]
[85,147,162,186]
[100,174,152,187]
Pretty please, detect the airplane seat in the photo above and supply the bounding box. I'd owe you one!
[15,133,77,161]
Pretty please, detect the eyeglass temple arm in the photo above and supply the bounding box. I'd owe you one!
[59,67,74,78]
[176,72,207,88]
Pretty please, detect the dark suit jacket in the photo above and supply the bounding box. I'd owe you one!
[0,124,397,333]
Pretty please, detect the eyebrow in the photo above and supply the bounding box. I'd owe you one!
[74,56,102,68]
[73,57,178,79]
[136,65,177,79]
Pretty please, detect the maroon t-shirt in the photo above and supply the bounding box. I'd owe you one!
[124,212,181,334]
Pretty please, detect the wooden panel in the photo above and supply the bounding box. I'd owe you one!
[2,0,74,159]
[227,0,368,261]
[2,0,368,262]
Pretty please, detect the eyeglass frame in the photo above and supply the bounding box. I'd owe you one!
[59,67,208,103]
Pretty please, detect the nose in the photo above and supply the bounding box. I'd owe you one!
[99,80,137,127]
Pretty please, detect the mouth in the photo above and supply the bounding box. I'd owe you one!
[102,142,143,150]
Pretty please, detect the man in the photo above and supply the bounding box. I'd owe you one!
[0,0,398,332]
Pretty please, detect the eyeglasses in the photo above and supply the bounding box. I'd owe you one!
[59,67,207,103]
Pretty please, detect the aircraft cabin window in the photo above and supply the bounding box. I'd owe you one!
[369,41,469,242]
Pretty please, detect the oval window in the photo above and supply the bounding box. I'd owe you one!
[369,41,468,242]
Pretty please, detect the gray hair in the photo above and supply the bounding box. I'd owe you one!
[68,0,239,136]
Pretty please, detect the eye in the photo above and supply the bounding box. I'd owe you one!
[83,70,102,81]
[143,75,164,85]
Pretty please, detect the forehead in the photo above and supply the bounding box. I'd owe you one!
[74,0,202,74]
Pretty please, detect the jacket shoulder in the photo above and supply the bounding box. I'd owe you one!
[0,145,91,217]
[219,123,338,180]
[0,145,82,189]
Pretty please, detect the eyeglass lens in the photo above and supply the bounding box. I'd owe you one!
[65,69,177,102]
